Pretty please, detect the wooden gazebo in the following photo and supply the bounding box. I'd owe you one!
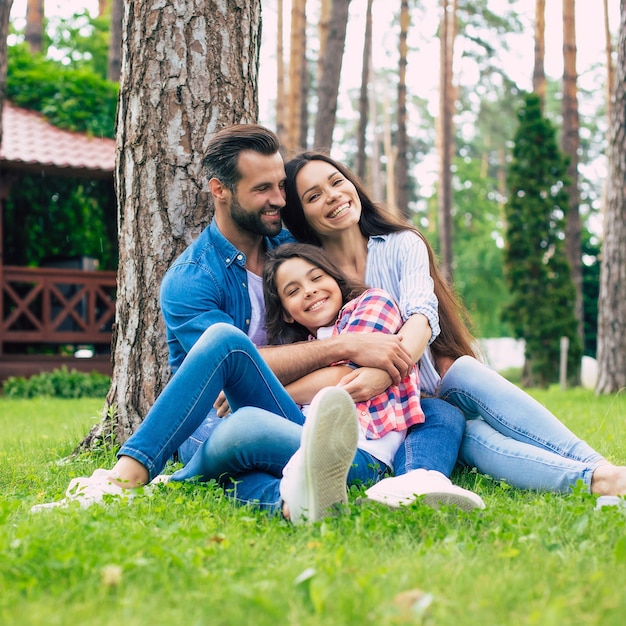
[0,102,116,382]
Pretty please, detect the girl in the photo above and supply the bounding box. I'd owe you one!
[261,242,484,509]
[263,242,423,472]
[282,151,626,505]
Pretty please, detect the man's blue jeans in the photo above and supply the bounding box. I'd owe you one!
[439,355,605,492]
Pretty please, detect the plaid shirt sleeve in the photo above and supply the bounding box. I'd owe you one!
[334,289,403,338]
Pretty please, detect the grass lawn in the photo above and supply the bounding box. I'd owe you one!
[1,389,625,625]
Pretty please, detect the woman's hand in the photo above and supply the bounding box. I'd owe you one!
[337,367,393,403]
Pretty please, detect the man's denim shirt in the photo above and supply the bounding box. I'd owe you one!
[160,219,294,373]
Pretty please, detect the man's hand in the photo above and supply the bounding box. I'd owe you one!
[213,391,230,417]
[338,367,393,402]
[344,334,413,385]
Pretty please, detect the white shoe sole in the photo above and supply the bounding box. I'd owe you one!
[298,387,359,522]
[365,476,485,511]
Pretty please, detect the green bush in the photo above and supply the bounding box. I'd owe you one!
[6,43,118,138]
[2,367,110,399]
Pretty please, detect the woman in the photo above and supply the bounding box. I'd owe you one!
[185,243,481,512]
[282,151,626,503]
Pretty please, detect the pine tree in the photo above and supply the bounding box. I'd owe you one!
[503,93,581,387]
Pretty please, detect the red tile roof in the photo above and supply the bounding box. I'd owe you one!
[0,102,114,179]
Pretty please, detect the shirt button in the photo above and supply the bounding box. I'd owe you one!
[361,411,367,416]
[245,319,250,325]
[226,258,230,263]
[237,254,243,261]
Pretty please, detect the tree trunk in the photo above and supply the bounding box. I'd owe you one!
[0,0,12,126]
[107,0,123,82]
[81,0,261,447]
[313,0,351,151]
[25,0,43,54]
[382,92,397,214]
[562,0,583,352]
[438,0,455,281]
[286,0,306,152]
[369,74,383,202]
[317,0,332,85]
[604,0,616,136]
[395,0,409,219]
[355,0,373,181]
[596,0,626,395]
[276,0,286,147]
[533,0,546,109]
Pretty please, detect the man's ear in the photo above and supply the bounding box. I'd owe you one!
[281,309,294,324]
[209,177,228,199]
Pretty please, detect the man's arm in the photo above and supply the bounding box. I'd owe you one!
[259,332,413,386]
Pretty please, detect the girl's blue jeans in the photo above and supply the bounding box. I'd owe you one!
[438,355,605,492]
[119,323,466,512]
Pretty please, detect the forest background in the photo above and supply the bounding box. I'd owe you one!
[3,0,624,421]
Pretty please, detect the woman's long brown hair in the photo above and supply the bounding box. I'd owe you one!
[282,151,478,366]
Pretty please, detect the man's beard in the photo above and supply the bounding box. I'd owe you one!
[230,195,283,237]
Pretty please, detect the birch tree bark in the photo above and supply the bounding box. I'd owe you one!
[82,0,261,446]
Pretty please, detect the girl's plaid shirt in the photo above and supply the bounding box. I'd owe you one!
[329,288,424,439]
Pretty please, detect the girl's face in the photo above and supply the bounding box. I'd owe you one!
[295,160,362,239]
[274,257,343,335]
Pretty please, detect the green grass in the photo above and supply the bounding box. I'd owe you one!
[1,389,626,626]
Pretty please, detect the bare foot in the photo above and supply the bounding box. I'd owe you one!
[107,456,150,489]
[590,462,626,496]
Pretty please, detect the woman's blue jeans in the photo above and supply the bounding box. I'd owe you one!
[438,355,605,492]
[119,323,305,480]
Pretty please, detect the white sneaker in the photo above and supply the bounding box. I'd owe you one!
[365,468,485,511]
[279,387,359,524]
[150,474,171,485]
[595,495,626,510]
[30,469,133,512]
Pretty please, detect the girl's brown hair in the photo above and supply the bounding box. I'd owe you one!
[263,243,367,345]
[283,151,478,365]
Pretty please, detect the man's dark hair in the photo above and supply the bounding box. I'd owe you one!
[203,124,280,190]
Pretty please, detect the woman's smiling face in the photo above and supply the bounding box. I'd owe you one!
[274,257,343,335]
[295,160,362,238]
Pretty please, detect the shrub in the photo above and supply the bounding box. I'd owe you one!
[2,367,110,399]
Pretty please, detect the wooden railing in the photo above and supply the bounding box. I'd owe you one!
[0,265,116,351]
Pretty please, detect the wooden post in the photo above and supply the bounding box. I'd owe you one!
[559,336,569,390]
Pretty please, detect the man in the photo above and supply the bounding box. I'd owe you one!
[160,124,483,511]
[160,124,417,461]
